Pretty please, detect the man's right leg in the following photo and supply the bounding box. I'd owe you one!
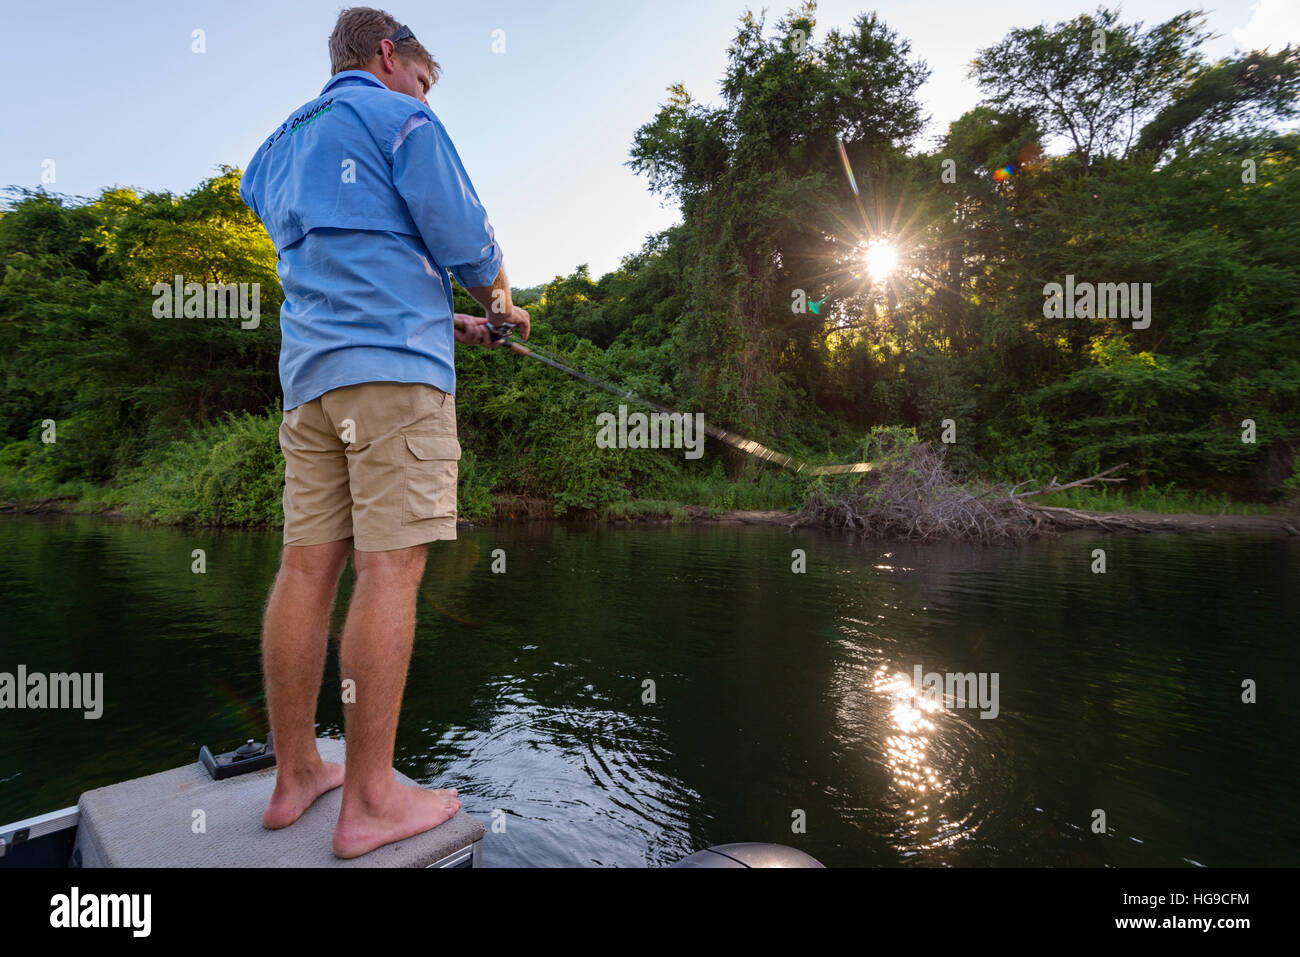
[332,542,461,859]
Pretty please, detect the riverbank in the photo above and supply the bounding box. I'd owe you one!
[5,492,1297,539]
[678,505,1299,537]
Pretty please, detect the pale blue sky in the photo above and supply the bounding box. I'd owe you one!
[1,0,1293,287]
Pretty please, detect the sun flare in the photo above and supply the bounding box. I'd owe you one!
[865,241,899,282]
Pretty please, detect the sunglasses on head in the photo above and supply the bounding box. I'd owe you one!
[386,24,416,45]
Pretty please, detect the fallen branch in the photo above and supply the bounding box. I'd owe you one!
[801,442,1041,544]
[1012,463,1129,500]
[800,446,1142,543]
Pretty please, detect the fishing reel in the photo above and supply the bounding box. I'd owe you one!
[486,320,518,344]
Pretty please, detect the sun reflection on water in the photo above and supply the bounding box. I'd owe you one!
[871,665,972,851]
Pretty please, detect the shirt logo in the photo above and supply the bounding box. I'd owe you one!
[264,97,335,151]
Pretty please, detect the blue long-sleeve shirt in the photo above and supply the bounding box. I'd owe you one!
[239,70,503,410]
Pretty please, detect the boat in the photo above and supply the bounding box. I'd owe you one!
[1,736,821,868]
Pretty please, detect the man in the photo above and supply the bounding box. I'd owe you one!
[238,7,528,859]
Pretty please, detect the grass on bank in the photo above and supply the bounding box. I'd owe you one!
[0,410,1290,527]
[1029,483,1271,515]
[0,474,119,511]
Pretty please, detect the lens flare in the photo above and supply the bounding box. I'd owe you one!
[836,132,860,197]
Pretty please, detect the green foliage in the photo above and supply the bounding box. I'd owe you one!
[10,408,123,486]
[1034,481,1269,515]
[654,459,806,510]
[455,447,497,524]
[1280,459,1300,504]
[118,410,284,526]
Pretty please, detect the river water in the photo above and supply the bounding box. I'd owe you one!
[1,513,1296,866]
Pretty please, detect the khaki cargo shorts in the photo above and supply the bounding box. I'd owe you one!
[279,381,460,552]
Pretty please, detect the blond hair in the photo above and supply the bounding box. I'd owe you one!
[328,7,440,82]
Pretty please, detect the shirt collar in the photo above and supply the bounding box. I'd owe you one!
[321,70,386,95]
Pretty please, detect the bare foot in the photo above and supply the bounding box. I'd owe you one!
[333,781,462,859]
[262,761,345,829]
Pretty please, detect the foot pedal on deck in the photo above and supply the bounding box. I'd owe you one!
[199,735,276,779]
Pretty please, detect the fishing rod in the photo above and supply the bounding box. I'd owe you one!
[443,135,893,476]
[452,315,875,476]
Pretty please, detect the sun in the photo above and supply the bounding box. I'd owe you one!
[865,240,899,282]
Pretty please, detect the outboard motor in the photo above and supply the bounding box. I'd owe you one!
[671,842,824,868]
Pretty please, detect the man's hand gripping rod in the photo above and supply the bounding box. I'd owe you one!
[452,315,531,355]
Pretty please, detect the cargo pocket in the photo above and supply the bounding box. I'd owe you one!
[402,433,461,524]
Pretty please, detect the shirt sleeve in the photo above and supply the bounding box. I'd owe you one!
[391,114,504,289]
[238,159,261,220]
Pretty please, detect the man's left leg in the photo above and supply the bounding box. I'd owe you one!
[261,392,355,828]
[260,539,351,828]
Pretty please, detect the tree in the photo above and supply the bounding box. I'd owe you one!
[628,2,929,436]
[1134,46,1300,161]
[972,7,1211,168]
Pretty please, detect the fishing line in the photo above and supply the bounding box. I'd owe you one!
[454,317,876,476]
